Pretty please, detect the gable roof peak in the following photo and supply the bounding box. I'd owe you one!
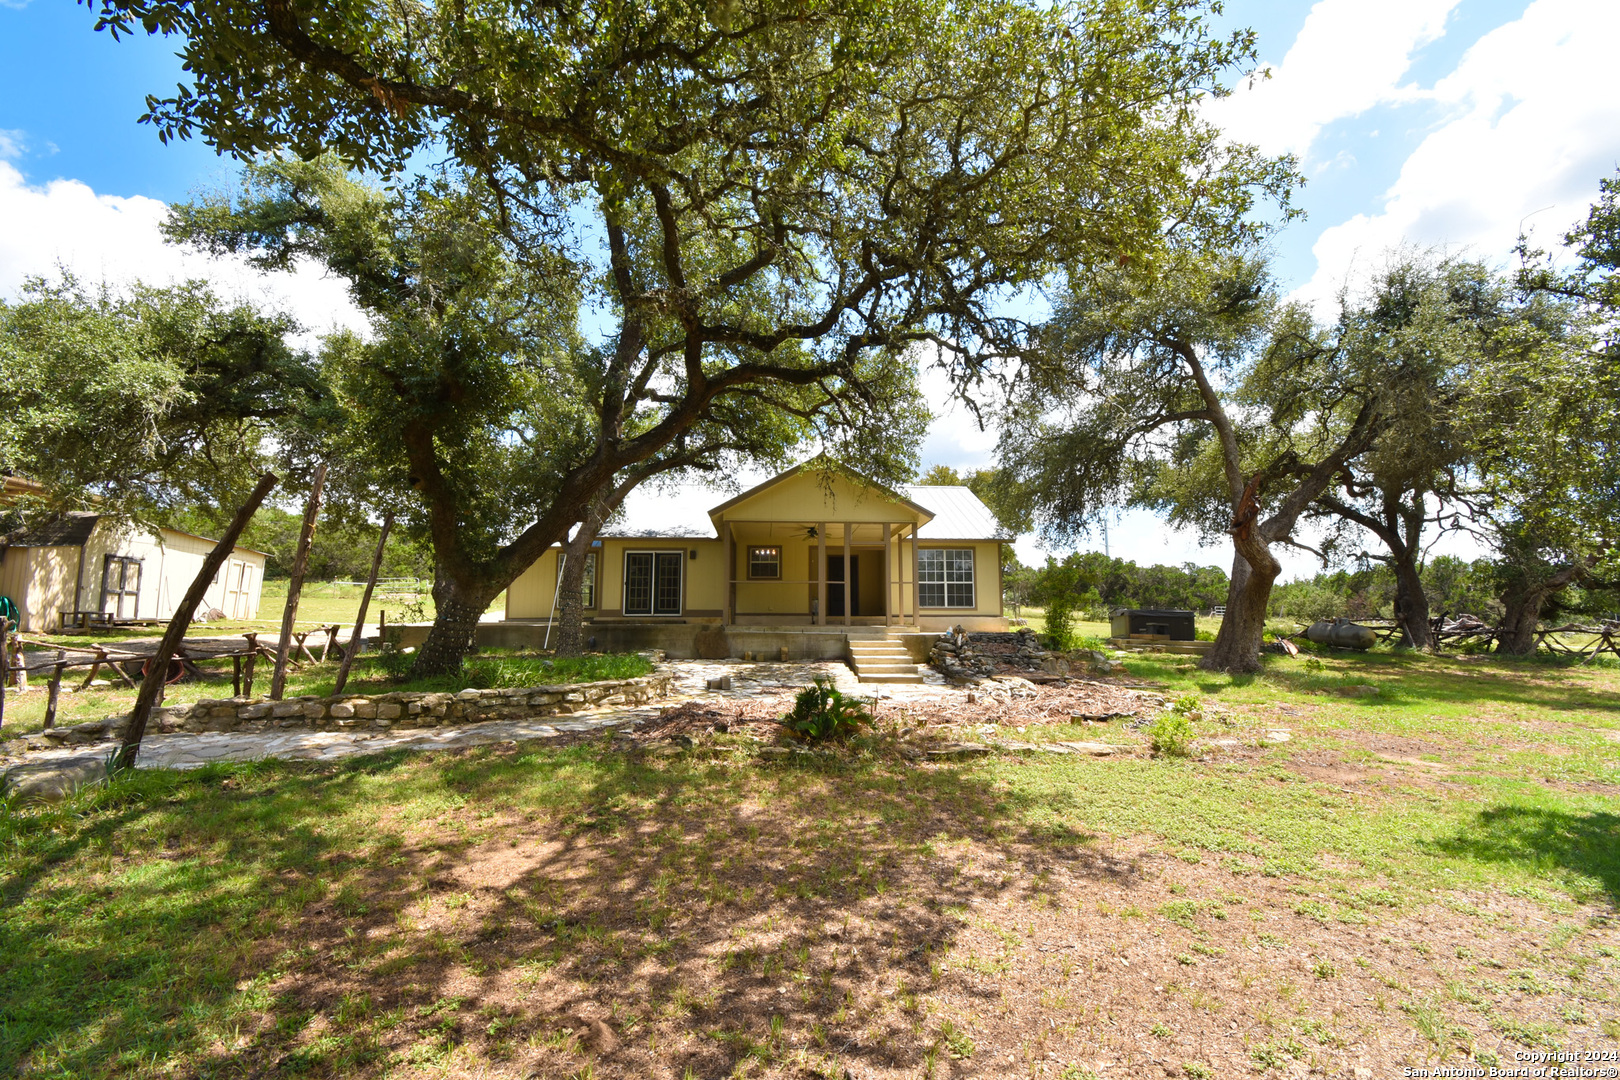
[706,456,935,525]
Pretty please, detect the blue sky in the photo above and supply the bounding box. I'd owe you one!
[3,0,1617,574]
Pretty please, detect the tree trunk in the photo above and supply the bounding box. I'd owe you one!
[333,511,394,695]
[554,508,609,658]
[116,472,277,769]
[270,463,327,699]
[1201,543,1278,674]
[1391,554,1431,650]
[1495,587,1547,655]
[411,576,497,675]
[551,550,591,658]
[1494,556,1594,656]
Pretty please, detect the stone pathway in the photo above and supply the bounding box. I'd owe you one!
[1,657,1287,805]
[2,659,969,777]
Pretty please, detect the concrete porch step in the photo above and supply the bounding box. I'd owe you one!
[847,644,922,683]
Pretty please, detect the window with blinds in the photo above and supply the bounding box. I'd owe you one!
[623,551,683,615]
[918,548,974,608]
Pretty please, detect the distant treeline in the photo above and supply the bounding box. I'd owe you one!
[1011,552,1618,626]
[1007,552,1230,619]
[1270,556,1619,625]
[167,506,433,582]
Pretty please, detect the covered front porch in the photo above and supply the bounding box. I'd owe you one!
[720,520,928,628]
[707,461,937,629]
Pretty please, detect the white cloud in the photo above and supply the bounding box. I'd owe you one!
[0,161,365,344]
[1206,0,1459,160]
[1293,0,1620,310]
[0,129,26,160]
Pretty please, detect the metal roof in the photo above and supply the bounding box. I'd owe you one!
[904,485,1013,541]
[592,470,1008,542]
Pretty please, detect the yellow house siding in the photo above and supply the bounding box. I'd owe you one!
[505,541,726,619]
[506,548,562,620]
[0,520,266,631]
[602,539,722,616]
[716,471,925,528]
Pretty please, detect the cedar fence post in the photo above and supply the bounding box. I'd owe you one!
[9,631,27,693]
[76,647,105,691]
[270,464,327,700]
[334,512,393,696]
[0,620,11,728]
[114,472,277,770]
[242,632,259,698]
[43,652,66,730]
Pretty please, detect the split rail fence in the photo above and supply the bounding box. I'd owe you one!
[0,624,345,730]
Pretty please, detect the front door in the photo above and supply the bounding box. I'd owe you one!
[623,551,684,616]
[827,555,860,617]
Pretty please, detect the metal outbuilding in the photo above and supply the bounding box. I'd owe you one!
[0,500,267,632]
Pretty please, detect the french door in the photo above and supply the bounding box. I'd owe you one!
[623,551,684,616]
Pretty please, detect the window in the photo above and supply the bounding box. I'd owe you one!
[748,546,781,580]
[581,551,597,609]
[918,548,974,608]
[623,551,683,616]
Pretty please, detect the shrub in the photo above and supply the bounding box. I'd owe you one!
[785,678,872,741]
[1044,590,1077,650]
[1146,711,1194,757]
[1169,694,1203,718]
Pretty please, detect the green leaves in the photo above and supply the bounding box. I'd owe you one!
[0,273,314,527]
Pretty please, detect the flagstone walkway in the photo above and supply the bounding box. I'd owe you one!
[3,659,966,776]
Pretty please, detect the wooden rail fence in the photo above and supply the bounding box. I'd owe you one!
[0,624,345,730]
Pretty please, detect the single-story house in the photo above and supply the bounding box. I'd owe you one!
[499,460,1012,659]
[0,495,268,632]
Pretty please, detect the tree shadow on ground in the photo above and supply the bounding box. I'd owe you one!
[1423,804,1620,906]
[0,741,1151,1079]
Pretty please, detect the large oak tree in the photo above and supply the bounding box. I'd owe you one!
[0,273,317,540]
[96,0,1289,670]
[997,252,1397,673]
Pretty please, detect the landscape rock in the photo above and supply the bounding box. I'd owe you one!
[926,742,992,759]
[1055,741,1121,755]
[2,755,110,803]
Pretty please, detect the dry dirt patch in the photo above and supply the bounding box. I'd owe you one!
[188,763,1618,1080]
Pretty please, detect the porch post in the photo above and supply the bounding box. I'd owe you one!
[911,528,921,628]
[882,523,892,627]
[722,521,734,626]
[816,522,826,627]
[843,522,851,627]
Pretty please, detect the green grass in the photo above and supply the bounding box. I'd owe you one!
[328,651,656,696]
[3,709,1614,1076]
[1,646,1616,1076]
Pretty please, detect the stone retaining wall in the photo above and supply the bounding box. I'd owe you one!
[10,674,674,752]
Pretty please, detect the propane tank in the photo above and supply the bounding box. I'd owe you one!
[1305,618,1377,651]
